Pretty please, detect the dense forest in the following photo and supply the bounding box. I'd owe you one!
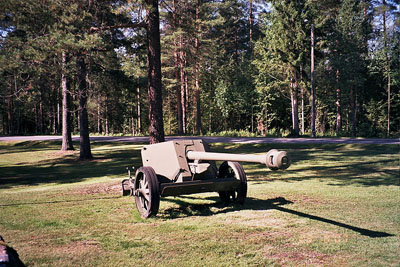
[1,0,399,143]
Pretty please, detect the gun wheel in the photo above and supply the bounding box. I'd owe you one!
[218,161,247,204]
[134,166,160,218]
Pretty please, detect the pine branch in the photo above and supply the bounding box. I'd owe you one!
[89,22,146,33]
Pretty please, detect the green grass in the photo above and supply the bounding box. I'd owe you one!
[0,141,399,266]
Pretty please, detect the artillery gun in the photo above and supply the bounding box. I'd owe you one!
[122,139,290,218]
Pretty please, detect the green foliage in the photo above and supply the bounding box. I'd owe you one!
[0,0,399,137]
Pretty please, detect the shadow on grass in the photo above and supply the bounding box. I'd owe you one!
[238,143,399,187]
[0,196,122,207]
[0,141,143,189]
[161,196,394,238]
[1,142,398,189]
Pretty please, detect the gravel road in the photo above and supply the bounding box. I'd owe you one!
[0,135,398,145]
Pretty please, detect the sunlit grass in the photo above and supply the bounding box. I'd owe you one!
[0,141,399,266]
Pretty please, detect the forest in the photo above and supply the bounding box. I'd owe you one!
[1,0,399,143]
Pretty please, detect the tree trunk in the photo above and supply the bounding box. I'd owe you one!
[300,65,304,135]
[57,86,61,134]
[194,51,201,134]
[34,104,38,134]
[387,68,390,136]
[175,48,183,134]
[383,0,390,136]
[184,59,189,131]
[301,88,304,135]
[145,0,165,144]
[310,23,316,138]
[249,0,253,52]
[7,94,13,135]
[97,95,102,134]
[1,101,4,135]
[16,108,20,134]
[194,0,202,135]
[290,72,300,137]
[61,51,74,151]
[350,87,357,137]
[77,53,93,159]
[180,35,186,134]
[335,69,342,134]
[137,85,142,134]
[39,94,43,133]
[105,96,109,135]
[173,0,183,135]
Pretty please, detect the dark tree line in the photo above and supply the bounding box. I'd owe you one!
[1,0,399,155]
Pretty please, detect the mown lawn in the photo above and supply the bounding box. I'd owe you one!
[0,140,399,266]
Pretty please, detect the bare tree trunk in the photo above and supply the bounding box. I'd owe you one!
[383,0,390,136]
[387,68,390,136]
[137,85,142,134]
[77,53,93,159]
[289,67,300,137]
[1,102,5,135]
[97,95,101,134]
[249,0,253,52]
[300,65,304,135]
[251,97,254,133]
[34,104,38,134]
[335,69,342,134]
[0,104,2,134]
[350,87,357,137]
[290,72,300,137]
[175,48,183,134]
[290,93,300,136]
[146,0,165,144]
[105,95,109,135]
[184,59,189,131]
[7,93,13,135]
[194,31,201,135]
[39,94,43,133]
[16,108,20,134]
[61,51,74,151]
[310,23,316,138]
[180,35,186,134]
[320,110,327,134]
[57,86,61,134]
[301,89,304,135]
[173,0,183,135]
[131,101,135,136]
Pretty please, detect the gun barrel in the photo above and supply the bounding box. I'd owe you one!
[186,149,290,170]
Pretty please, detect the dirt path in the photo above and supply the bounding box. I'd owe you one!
[0,135,398,145]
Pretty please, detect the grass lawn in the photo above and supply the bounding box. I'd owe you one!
[0,140,399,266]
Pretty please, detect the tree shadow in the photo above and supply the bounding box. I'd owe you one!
[160,196,394,238]
[2,142,398,189]
[0,196,122,207]
[241,144,399,187]
[0,142,142,189]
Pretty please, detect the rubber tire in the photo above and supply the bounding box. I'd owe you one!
[134,166,160,218]
[218,161,247,204]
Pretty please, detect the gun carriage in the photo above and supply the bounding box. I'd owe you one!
[122,139,290,218]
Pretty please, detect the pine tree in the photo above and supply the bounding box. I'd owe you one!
[331,0,368,137]
[254,0,310,137]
